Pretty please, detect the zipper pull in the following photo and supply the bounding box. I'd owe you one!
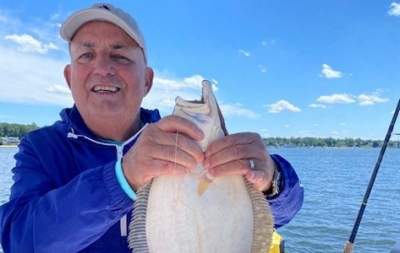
[67,132,78,139]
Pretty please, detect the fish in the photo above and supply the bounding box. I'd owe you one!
[128,80,274,253]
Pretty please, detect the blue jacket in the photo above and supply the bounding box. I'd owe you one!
[0,106,303,253]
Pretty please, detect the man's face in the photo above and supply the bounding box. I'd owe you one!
[64,21,153,123]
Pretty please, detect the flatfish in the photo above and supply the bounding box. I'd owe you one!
[128,80,274,253]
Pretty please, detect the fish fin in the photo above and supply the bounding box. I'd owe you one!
[197,178,211,196]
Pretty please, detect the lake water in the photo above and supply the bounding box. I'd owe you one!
[0,146,399,253]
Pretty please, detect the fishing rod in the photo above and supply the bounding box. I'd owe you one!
[342,98,400,253]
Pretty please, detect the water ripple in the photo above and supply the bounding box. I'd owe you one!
[0,147,399,253]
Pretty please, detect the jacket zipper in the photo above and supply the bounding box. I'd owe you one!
[67,124,148,237]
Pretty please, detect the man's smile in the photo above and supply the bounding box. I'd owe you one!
[92,85,120,93]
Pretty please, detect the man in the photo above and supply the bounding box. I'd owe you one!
[0,3,303,253]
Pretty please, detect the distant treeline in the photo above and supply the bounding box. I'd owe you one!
[264,137,400,148]
[0,122,39,139]
[1,122,399,148]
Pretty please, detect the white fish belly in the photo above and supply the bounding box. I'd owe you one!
[129,80,273,252]
[146,174,254,253]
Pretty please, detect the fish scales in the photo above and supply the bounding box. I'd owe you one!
[129,80,274,253]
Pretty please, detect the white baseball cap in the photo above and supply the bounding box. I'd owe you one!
[60,3,147,63]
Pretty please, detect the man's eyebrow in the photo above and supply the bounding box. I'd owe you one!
[73,42,135,51]
[71,41,93,54]
[111,44,128,50]
[76,42,123,49]
[81,42,94,48]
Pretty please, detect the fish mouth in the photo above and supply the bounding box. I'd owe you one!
[92,85,120,93]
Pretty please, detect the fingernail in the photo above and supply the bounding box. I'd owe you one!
[197,154,205,163]
[248,171,255,179]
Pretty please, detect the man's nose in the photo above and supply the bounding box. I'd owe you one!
[93,54,116,76]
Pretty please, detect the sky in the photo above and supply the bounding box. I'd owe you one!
[0,0,399,140]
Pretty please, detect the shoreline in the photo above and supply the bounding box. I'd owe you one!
[0,145,18,148]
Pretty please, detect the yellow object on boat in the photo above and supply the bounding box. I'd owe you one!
[270,231,285,253]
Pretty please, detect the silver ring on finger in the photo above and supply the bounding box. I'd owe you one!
[249,159,255,170]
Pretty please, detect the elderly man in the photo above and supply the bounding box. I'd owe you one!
[0,3,303,253]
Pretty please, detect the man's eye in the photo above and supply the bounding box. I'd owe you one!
[112,54,132,63]
[113,55,127,60]
[79,53,92,59]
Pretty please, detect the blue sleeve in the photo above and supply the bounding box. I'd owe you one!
[268,154,304,229]
[0,139,133,253]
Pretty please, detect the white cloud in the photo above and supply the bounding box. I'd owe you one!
[0,14,8,23]
[153,75,201,90]
[142,74,217,114]
[146,79,261,119]
[264,100,301,113]
[211,78,218,85]
[320,64,343,79]
[45,84,71,95]
[317,94,355,104]
[388,2,400,16]
[238,49,250,57]
[261,40,276,46]
[152,75,218,92]
[0,45,72,106]
[143,75,259,120]
[5,34,59,54]
[0,9,71,106]
[358,93,389,106]
[258,65,266,73]
[316,91,389,106]
[309,103,327,108]
[158,98,175,108]
[220,103,260,119]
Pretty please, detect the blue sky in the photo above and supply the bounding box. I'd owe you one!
[0,1,399,140]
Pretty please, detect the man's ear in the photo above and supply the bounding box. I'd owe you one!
[63,64,72,90]
[144,67,154,96]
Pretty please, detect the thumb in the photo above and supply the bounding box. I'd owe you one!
[246,170,270,192]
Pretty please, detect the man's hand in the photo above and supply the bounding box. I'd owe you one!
[122,115,205,191]
[203,132,275,192]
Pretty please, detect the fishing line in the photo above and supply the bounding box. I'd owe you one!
[173,116,182,170]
